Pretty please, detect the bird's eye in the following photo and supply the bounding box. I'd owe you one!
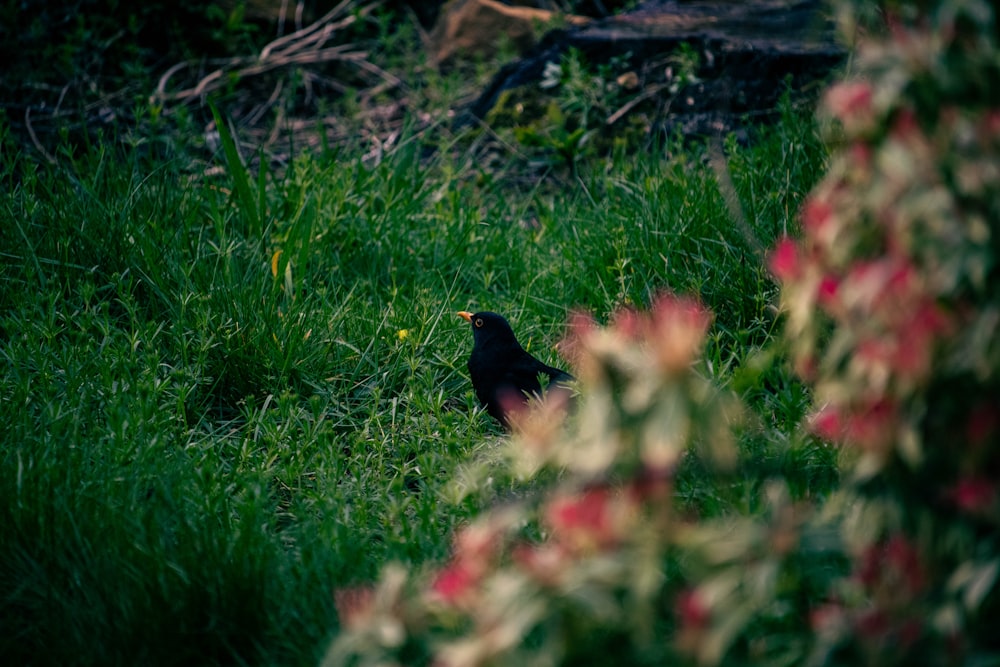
[475,318,484,327]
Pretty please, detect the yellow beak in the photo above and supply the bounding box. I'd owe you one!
[457,311,473,322]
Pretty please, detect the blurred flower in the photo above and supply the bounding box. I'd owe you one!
[824,80,876,133]
[768,237,801,281]
[334,586,375,630]
[453,520,505,568]
[430,561,479,607]
[810,602,847,638]
[846,398,899,453]
[888,107,922,142]
[947,477,997,514]
[511,543,568,586]
[429,516,515,608]
[558,310,599,379]
[649,294,712,375]
[801,197,835,234]
[545,486,634,553]
[508,386,572,460]
[675,588,711,655]
[816,274,841,312]
[856,534,926,599]
[809,405,845,443]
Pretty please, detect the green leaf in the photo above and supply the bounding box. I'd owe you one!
[209,101,261,239]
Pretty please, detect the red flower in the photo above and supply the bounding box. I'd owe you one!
[430,561,479,605]
[546,487,620,551]
[854,608,891,640]
[948,477,997,514]
[674,588,712,655]
[810,405,845,443]
[884,536,926,593]
[768,237,801,281]
[816,274,841,311]
[882,261,919,305]
[845,399,899,452]
[676,588,711,630]
[857,535,925,596]
[890,107,922,141]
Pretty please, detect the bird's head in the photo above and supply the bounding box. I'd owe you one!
[457,311,520,349]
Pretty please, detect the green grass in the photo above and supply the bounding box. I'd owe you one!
[0,101,836,665]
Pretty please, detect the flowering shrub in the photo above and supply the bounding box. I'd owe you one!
[324,295,737,667]
[324,2,1000,665]
[766,1,1000,663]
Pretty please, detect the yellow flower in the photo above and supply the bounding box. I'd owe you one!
[397,329,409,342]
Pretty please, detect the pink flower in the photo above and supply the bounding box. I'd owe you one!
[813,398,899,453]
[801,197,834,234]
[512,543,568,585]
[856,337,893,367]
[557,309,598,368]
[825,81,874,125]
[768,237,801,281]
[842,257,930,326]
[849,141,873,168]
[429,519,511,605]
[453,521,503,566]
[885,301,949,382]
[611,306,644,340]
[649,294,712,373]
[889,330,933,382]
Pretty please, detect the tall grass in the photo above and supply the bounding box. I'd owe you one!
[0,102,833,664]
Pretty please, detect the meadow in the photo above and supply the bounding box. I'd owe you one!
[0,51,837,666]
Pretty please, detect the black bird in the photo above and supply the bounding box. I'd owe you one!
[458,311,575,427]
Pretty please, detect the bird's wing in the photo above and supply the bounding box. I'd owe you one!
[507,356,574,392]
[544,367,575,385]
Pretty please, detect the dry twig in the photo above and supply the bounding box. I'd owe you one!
[152,0,387,108]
